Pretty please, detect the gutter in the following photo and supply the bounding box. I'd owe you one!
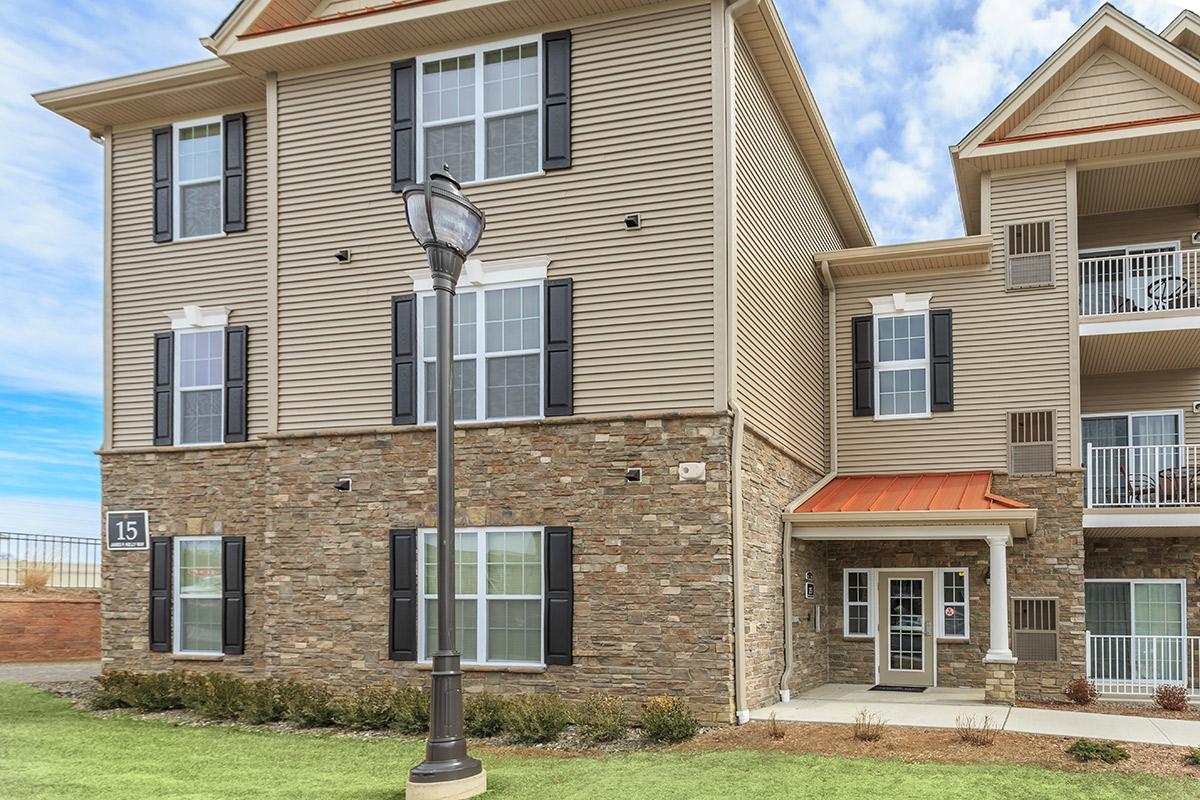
[725,0,759,727]
[778,260,838,701]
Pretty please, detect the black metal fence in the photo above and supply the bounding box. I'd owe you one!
[0,532,101,589]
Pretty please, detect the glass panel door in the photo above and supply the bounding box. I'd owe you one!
[1083,417,1129,504]
[1131,414,1182,503]
[1134,583,1184,682]
[1085,582,1131,683]
[888,578,925,672]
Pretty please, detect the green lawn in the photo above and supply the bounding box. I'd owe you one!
[0,683,1193,800]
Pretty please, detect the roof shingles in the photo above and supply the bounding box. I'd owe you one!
[794,472,1027,514]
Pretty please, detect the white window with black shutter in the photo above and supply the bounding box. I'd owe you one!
[852,292,953,419]
[148,535,245,656]
[153,113,247,242]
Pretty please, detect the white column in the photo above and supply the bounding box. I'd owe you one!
[985,533,1016,663]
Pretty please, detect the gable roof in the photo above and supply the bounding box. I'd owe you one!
[1163,10,1200,59]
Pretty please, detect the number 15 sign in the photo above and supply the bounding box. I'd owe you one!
[106,511,149,550]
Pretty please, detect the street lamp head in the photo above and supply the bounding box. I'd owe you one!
[402,168,486,285]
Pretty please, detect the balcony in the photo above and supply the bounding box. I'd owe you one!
[1087,633,1200,699]
[1084,443,1200,534]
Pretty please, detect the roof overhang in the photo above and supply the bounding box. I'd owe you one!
[784,510,1035,541]
[814,235,990,282]
[1163,10,1200,59]
[1085,507,1200,537]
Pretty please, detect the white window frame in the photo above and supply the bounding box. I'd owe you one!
[417,526,546,667]
[415,279,544,424]
[172,116,226,242]
[173,326,226,447]
[843,568,874,639]
[172,536,223,657]
[1084,578,1188,638]
[873,309,931,421]
[1080,409,1185,447]
[937,567,970,640]
[415,37,544,187]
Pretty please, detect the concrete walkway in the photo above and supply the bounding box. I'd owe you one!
[752,683,1200,747]
[0,660,100,683]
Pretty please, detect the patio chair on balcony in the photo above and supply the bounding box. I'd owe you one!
[1120,464,1158,504]
[1147,276,1193,310]
[1107,293,1144,315]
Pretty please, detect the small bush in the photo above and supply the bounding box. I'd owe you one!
[281,682,337,728]
[506,693,571,744]
[184,673,246,720]
[126,671,190,712]
[638,696,699,744]
[1184,748,1200,767]
[1067,738,1130,764]
[1063,678,1099,706]
[238,679,289,725]
[18,562,53,591]
[390,686,430,735]
[852,708,886,742]
[89,671,139,710]
[955,714,998,747]
[464,693,508,738]
[577,694,629,744]
[334,684,396,731]
[766,711,785,741]
[1155,684,1190,712]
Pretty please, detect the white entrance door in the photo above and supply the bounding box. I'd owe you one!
[877,571,935,687]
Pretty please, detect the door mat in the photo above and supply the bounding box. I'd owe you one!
[868,685,926,693]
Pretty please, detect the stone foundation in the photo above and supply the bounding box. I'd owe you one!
[100,414,738,723]
[983,660,1016,705]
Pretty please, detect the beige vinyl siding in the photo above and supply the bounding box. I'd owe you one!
[109,109,270,448]
[1017,50,1199,138]
[732,33,839,470]
[275,2,716,430]
[1079,204,1200,251]
[834,168,1073,473]
[1082,370,1200,446]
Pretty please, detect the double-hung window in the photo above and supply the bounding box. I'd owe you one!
[418,283,542,422]
[418,40,541,183]
[875,311,929,419]
[419,528,544,665]
[174,537,223,655]
[939,569,969,639]
[175,120,223,239]
[844,569,872,638]
[176,328,225,445]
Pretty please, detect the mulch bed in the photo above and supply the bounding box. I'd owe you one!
[1018,697,1200,721]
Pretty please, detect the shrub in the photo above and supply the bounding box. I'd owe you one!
[638,696,699,744]
[1155,684,1190,712]
[464,693,508,738]
[184,673,246,720]
[852,708,885,742]
[1063,677,1099,706]
[334,684,396,731]
[505,693,571,744]
[955,714,998,747]
[765,711,785,741]
[18,561,53,591]
[238,679,289,725]
[125,671,190,712]
[577,694,629,744]
[1185,748,1200,767]
[281,682,337,728]
[389,686,430,735]
[1067,738,1130,764]
[89,671,139,710]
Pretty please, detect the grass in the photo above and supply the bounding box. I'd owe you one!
[1,683,1195,800]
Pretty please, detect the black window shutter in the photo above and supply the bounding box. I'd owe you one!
[389,529,418,661]
[392,294,418,425]
[221,536,246,655]
[224,325,249,443]
[222,112,247,233]
[542,31,572,170]
[544,278,573,417]
[149,537,172,652]
[851,316,874,417]
[930,309,954,412]
[544,526,574,666]
[391,59,417,190]
[153,332,174,446]
[152,126,172,242]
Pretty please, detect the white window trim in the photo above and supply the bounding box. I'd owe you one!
[172,116,226,242]
[165,305,230,331]
[873,308,931,421]
[173,325,226,447]
[415,36,544,187]
[406,255,550,293]
[173,536,223,657]
[1080,409,1186,447]
[416,526,546,667]
[415,278,545,424]
[937,567,970,640]
[1085,577,1188,638]
[843,568,874,639]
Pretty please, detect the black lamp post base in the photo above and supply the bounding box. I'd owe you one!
[409,753,483,783]
[405,768,487,800]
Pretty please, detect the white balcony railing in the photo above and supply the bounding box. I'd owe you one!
[1079,249,1200,317]
[1085,443,1200,508]
[1086,632,1200,698]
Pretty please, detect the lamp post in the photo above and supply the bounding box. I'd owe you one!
[401,169,486,799]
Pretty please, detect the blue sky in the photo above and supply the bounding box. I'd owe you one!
[1,0,1190,536]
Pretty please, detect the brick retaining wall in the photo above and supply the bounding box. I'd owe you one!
[0,592,100,662]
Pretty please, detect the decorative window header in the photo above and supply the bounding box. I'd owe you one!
[165,304,230,330]
[869,291,932,316]
[406,255,550,292]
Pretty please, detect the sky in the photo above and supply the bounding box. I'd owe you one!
[0,0,1192,537]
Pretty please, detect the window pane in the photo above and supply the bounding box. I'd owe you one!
[421,293,476,359]
[487,599,541,663]
[178,539,222,594]
[486,531,541,595]
[943,608,965,636]
[848,605,868,636]
[877,313,926,364]
[180,180,221,238]
[180,598,222,652]
[422,531,478,596]
[425,122,475,183]
[484,286,540,353]
[1085,582,1132,636]
[179,330,224,388]
[180,389,223,444]
[423,360,477,423]
[878,367,926,417]
[482,44,538,113]
[425,598,478,661]
[422,55,475,123]
[486,355,539,418]
[1134,583,1183,636]
[178,123,221,181]
[485,111,538,178]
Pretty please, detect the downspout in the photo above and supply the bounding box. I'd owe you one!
[778,260,838,701]
[725,0,759,726]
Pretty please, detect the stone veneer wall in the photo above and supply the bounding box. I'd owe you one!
[738,427,823,710]
[100,414,738,723]
[1085,537,1200,634]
